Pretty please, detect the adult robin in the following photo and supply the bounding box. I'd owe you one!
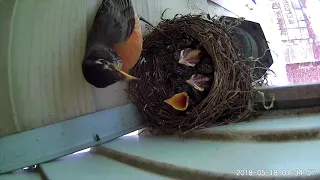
[82,0,142,88]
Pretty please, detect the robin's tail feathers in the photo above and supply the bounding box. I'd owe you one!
[98,0,134,16]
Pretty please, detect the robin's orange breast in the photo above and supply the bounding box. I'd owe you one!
[114,15,142,73]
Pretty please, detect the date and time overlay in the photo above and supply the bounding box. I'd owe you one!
[237,169,316,177]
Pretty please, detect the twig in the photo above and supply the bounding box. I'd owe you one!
[257,91,275,110]
[138,14,154,27]
[161,8,171,20]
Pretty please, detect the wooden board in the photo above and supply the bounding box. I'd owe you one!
[210,0,258,22]
[39,153,170,180]
[0,173,41,180]
[0,0,19,138]
[103,135,320,177]
[0,104,143,173]
[207,0,237,18]
[0,0,96,137]
[0,0,208,137]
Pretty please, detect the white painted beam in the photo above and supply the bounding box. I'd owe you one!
[39,153,169,180]
[103,135,320,179]
[0,104,144,174]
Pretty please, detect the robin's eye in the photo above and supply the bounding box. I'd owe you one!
[103,64,112,70]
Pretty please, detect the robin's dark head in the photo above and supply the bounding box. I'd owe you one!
[82,58,138,88]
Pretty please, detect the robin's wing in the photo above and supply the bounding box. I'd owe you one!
[86,0,135,48]
[98,0,135,41]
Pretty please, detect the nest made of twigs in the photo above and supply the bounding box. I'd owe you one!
[128,15,254,134]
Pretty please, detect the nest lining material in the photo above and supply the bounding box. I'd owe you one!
[128,15,254,134]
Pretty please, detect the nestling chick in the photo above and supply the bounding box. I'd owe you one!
[164,92,189,111]
[186,74,211,92]
[178,48,203,67]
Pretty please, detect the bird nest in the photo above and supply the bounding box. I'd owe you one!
[128,15,254,134]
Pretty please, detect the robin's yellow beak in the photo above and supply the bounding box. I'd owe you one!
[113,65,139,81]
